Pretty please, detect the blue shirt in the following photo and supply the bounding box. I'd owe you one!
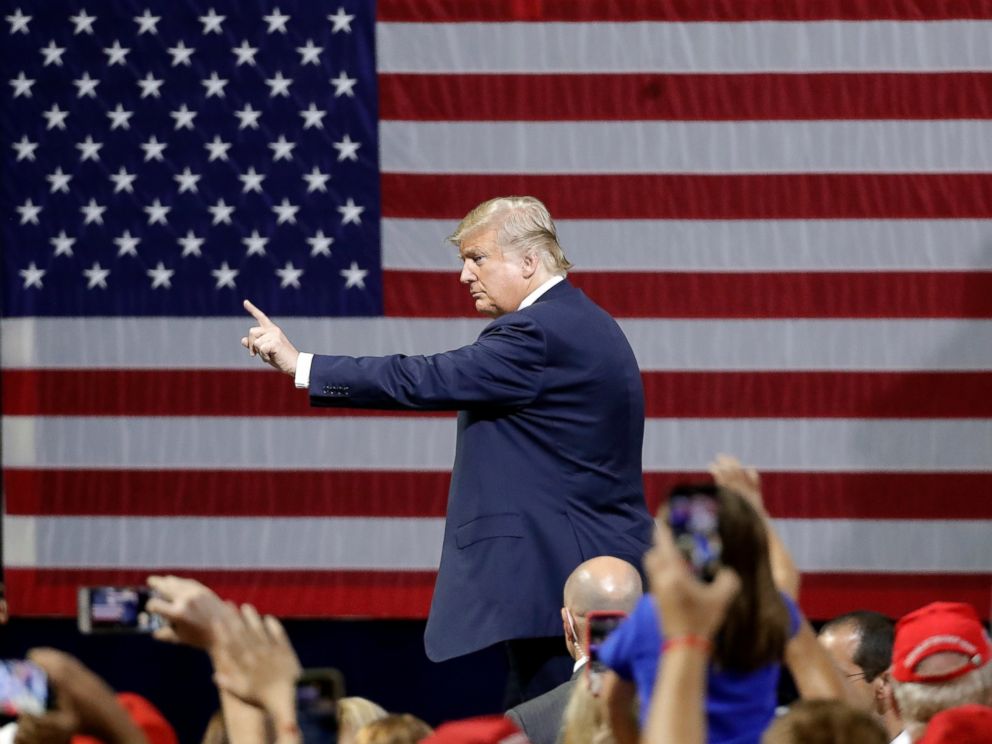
[598,593,801,744]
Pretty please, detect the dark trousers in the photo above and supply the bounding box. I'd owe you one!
[503,636,574,709]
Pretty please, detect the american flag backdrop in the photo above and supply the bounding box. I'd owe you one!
[2,0,991,620]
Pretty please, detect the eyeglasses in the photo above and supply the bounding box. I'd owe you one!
[845,671,869,682]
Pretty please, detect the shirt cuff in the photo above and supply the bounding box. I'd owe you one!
[294,352,314,389]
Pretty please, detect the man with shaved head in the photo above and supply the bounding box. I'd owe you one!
[506,556,643,744]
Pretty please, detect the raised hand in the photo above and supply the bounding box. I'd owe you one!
[146,575,234,652]
[708,453,764,513]
[241,299,300,377]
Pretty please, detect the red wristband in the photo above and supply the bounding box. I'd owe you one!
[662,635,713,654]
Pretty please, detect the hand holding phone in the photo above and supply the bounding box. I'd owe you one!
[584,611,627,696]
[667,484,722,583]
[0,660,49,717]
[78,587,164,634]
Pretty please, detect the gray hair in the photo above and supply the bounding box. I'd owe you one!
[448,195,573,274]
[891,660,992,738]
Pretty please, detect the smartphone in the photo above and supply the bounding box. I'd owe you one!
[585,610,627,695]
[0,660,50,717]
[668,484,722,582]
[296,668,344,743]
[77,586,164,634]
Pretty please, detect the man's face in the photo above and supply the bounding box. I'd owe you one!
[819,625,877,713]
[458,229,528,318]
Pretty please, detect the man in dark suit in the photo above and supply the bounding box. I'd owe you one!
[507,556,643,744]
[241,196,654,698]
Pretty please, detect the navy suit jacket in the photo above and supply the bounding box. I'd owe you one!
[309,280,653,661]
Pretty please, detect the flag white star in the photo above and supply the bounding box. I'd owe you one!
[144,198,170,225]
[103,40,129,65]
[174,167,201,193]
[19,262,45,289]
[134,9,161,34]
[265,71,292,97]
[330,70,356,97]
[12,135,38,161]
[204,135,232,162]
[137,72,164,98]
[70,9,97,35]
[201,71,228,98]
[170,104,197,130]
[268,135,295,161]
[296,39,323,65]
[147,262,174,289]
[80,198,106,225]
[40,40,66,66]
[9,71,34,97]
[328,8,355,33]
[234,103,262,129]
[307,230,334,257]
[6,8,31,34]
[211,261,239,289]
[333,134,361,161]
[178,230,204,257]
[140,135,167,162]
[238,167,266,194]
[302,166,330,193]
[299,103,327,129]
[16,198,42,225]
[276,262,303,289]
[242,229,268,256]
[50,230,76,257]
[109,166,137,193]
[46,166,72,193]
[340,261,368,289]
[42,103,69,130]
[73,72,100,97]
[167,40,195,66]
[76,136,102,162]
[231,40,258,66]
[83,262,110,289]
[107,103,133,129]
[272,198,300,225]
[208,198,235,225]
[263,7,290,33]
[337,197,364,225]
[199,8,225,34]
[114,230,141,257]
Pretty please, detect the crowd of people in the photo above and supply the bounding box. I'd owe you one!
[2,456,989,744]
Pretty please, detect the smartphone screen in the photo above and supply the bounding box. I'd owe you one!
[668,485,722,582]
[77,587,164,634]
[296,668,343,743]
[0,660,49,717]
[585,611,627,696]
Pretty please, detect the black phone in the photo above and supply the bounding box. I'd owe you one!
[0,660,50,718]
[585,610,627,695]
[296,668,344,744]
[668,484,722,582]
[77,586,164,634]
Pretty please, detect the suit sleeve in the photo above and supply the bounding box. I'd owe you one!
[308,313,547,410]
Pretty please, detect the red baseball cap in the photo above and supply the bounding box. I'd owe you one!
[422,716,530,744]
[917,705,992,743]
[892,602,991,684]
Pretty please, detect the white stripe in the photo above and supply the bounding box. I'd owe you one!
[384,219,992,272]
[4,417,991,471]
[5,515,988,573]
[381,121,992,174]
[377,21,992,73]
[2,516,444,570]
[5,318,992,371]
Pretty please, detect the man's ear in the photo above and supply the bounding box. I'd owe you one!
[880,670,900,716]
[520,249,539,279]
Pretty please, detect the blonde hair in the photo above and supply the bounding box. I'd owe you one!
[891,660,992,739]
[338,697,389,744]
[354,713,433,744]
[762,700,887,744]
[448,196,572,274]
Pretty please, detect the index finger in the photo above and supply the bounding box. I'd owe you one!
[243,299,273,327]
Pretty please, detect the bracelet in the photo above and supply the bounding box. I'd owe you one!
[662,635,713,654]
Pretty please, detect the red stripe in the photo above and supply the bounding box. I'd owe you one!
[384,270,992,318]
[381,174,992,220]
[378,0,992,22]
[7,370,992,417]
[4,568,436,618]
[6,469,991,520]
[381,73,992,121]
[798,573,992,620]
[8,567,987,620]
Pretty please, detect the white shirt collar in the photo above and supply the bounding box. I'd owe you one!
[517,275,565,311]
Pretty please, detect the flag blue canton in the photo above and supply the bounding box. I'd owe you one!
[1,0,381,316]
